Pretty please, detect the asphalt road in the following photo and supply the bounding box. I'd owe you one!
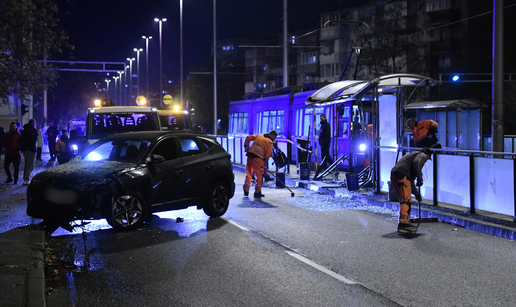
[3,169,516,306]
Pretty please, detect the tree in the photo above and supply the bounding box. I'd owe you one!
[0,0,72,102]
[353,1,425,78]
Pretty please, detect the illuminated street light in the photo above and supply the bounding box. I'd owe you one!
[117,71,124,105]
[180,0,184,108]
[154,17,167,106]
[133,48,143,96]
[127,58,135,104]
[142,36,152,99]
[113,76,119,104]
[104,79,111,99]
[124,65,130,105]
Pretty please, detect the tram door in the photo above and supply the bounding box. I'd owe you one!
[335,102,368,172]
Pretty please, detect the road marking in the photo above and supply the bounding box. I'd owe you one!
[225,218,250,231]
[224,218,356,285]
[285,251,356,285]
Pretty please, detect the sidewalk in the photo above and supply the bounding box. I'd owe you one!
[233,163,516,241]
[0,151,53,307]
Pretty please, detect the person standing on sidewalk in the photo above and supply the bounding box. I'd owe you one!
[2,122,21,184]
[243,130,277,198]
[55,130,73,164]
[36,123,43,161]
[390,148,432,234]
[46,120,58,161]
[0,126,5,163]
[20,119,38,185]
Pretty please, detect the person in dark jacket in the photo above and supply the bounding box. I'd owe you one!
[3,122,21,184]
[46,120,59,161]
[319,114,334,169]
[0,125,5,163]
[390,148,432,234]
[56,130,73,164]
[20,119,38,185]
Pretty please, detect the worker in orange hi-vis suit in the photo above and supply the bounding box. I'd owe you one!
[243,130,278,198]
[406,118,442,148]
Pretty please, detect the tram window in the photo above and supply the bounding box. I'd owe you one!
[339,121,349,138]
[229,112,248,134]
[258,109,284,135]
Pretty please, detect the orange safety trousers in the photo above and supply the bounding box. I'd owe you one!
[244,156,265,193]
[390,174,412,223]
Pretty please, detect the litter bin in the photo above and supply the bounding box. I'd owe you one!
[345,172,359,191]
[299,162,310,180]
[297,138,309,163]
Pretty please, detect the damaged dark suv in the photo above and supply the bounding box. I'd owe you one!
[27,131,235,231]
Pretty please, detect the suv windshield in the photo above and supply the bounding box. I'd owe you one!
[83,139,151,162]
[88,112,159,139]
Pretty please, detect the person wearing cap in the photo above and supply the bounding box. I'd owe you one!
[243,130,278,198]
[390,148,432,233]
[406,118,441,148]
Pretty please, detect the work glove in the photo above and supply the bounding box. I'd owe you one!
[416,179,423,187]
[416,195,422,202]
[244,145,249,152]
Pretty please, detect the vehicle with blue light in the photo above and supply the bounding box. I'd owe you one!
[26,130,235,231]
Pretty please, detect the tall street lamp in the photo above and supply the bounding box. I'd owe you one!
[125,65,130,105]
[105,79,111,99]
[213,0,217,135]
[180,0,184,109]
[113,76,119,104]
[133,48,143,97]
[154,17,167,106]
[117,71,124,106]
[142,36,152,99]
[127,58,135,105]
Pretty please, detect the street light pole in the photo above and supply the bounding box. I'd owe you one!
[127,58,135,105]
[125,65,130,105]
[105,79,111,99]
[117,71,124,106]
[213,0,217,135]
[113,76,119,104]
[180,0,184,109]
[133,48,143,97]
[142,36,152,100]
[154,18,167,106]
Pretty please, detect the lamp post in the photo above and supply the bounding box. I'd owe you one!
[154,17,167,106]
[113,76,119,104]
[127,58,135,104]
[117,71,124,106]
[105,79,111,99]
[142,36,152,99]
[133,48,143,97]
[180,0,184,109]
[93,82,100,95]
[125,65,130,105]
[213,0,217,135]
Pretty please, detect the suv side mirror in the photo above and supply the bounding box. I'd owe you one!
[146,154,165,163]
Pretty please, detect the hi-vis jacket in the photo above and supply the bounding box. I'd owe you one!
[244,133,274,161]
[412,120,438,147]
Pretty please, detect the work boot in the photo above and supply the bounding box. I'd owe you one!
[397,222,417,234]
[264,175,274,182]
[243,191,249,197]
[254,192,265,199]
[5,178,13,184]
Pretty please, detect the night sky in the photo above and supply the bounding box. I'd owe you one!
[58,0,358,83]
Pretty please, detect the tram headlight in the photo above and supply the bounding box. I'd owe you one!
[359,143,366,152]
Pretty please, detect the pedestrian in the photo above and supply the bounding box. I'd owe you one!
[56,130,72,164]
[351,115,362,138]
[243,130,278,198]
[2,122,21,184]
[406,118,442,148]
[20,118,38,185]
[319,114,334,169]
[390,148,432,234]
[36,123,43,161]
[46,120,59,161]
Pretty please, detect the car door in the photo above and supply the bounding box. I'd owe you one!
[177,136,214,201]
[146,136,185,207]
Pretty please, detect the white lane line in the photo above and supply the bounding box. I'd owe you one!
[285,251,356,285]
[224,218,251,231]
